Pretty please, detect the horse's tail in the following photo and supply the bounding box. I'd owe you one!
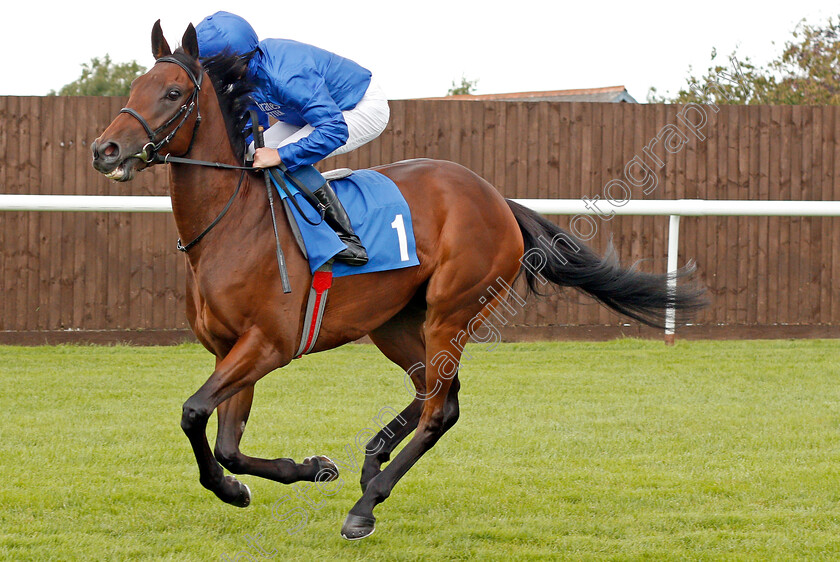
[505,199,707,329]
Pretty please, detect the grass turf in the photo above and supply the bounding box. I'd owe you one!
[1,339,839,560]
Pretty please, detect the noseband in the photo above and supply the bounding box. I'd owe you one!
[119,56,203,163]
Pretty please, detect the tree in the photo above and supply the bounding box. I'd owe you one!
[771,16,840,104]
[649,15,840,105]
[447,75,479,96]
[49,55,146,96]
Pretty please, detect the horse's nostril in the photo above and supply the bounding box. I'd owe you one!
[96,141,121,161]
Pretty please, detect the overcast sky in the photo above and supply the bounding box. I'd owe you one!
[1,1,835,101]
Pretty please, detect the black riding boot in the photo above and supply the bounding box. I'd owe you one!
[314,182,368,266]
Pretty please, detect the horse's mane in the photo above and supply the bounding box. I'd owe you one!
[170,48,255,158]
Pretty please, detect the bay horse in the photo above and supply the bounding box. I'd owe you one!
[91,22,706,540]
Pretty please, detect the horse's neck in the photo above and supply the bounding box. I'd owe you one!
[167,115,257,264]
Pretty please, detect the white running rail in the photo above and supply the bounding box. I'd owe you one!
[5,194,840,342]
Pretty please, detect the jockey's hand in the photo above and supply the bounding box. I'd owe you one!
[252,147,283,169]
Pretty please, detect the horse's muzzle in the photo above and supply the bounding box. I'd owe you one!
[91,138,140,182]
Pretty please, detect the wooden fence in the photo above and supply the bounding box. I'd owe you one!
[1,97,839,342]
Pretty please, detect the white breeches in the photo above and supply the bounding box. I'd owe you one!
[250,80,390,158]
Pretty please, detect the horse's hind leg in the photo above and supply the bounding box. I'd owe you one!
[360,346,461,494]
[341,231,521,540]
[361,304,428,492]
[341,315,469,540]
[214,388,338,484]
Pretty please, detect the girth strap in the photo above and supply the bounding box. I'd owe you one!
[295,262,334,358]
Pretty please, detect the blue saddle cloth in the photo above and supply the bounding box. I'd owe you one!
[269,169,420,277]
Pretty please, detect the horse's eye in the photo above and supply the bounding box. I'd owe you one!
[167,89,181,101]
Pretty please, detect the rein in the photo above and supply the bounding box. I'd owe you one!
[176,167,246,253]
[156,153,252,169]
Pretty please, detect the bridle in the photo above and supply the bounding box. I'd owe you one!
[119,55,204,164]
[117,54,252,258]
[114,54,308,294]
[118,55,255,172]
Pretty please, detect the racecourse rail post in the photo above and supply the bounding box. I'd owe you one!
[664,214,680,346]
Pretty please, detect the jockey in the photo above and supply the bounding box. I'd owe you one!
[195,11,390,266]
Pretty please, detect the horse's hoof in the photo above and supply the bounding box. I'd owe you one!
[341,513,376,540]
[231,480,251,508]
[305,455,339,482]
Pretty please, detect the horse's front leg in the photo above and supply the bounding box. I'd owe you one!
[214,387,339,484]
[180,330,284,506]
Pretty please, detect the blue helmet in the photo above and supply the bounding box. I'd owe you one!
[195,11,259,57]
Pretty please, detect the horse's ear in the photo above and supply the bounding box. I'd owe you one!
[151,20,171,59]
[182,24,199,59]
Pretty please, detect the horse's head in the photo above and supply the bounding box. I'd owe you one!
[92,21,204,181]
